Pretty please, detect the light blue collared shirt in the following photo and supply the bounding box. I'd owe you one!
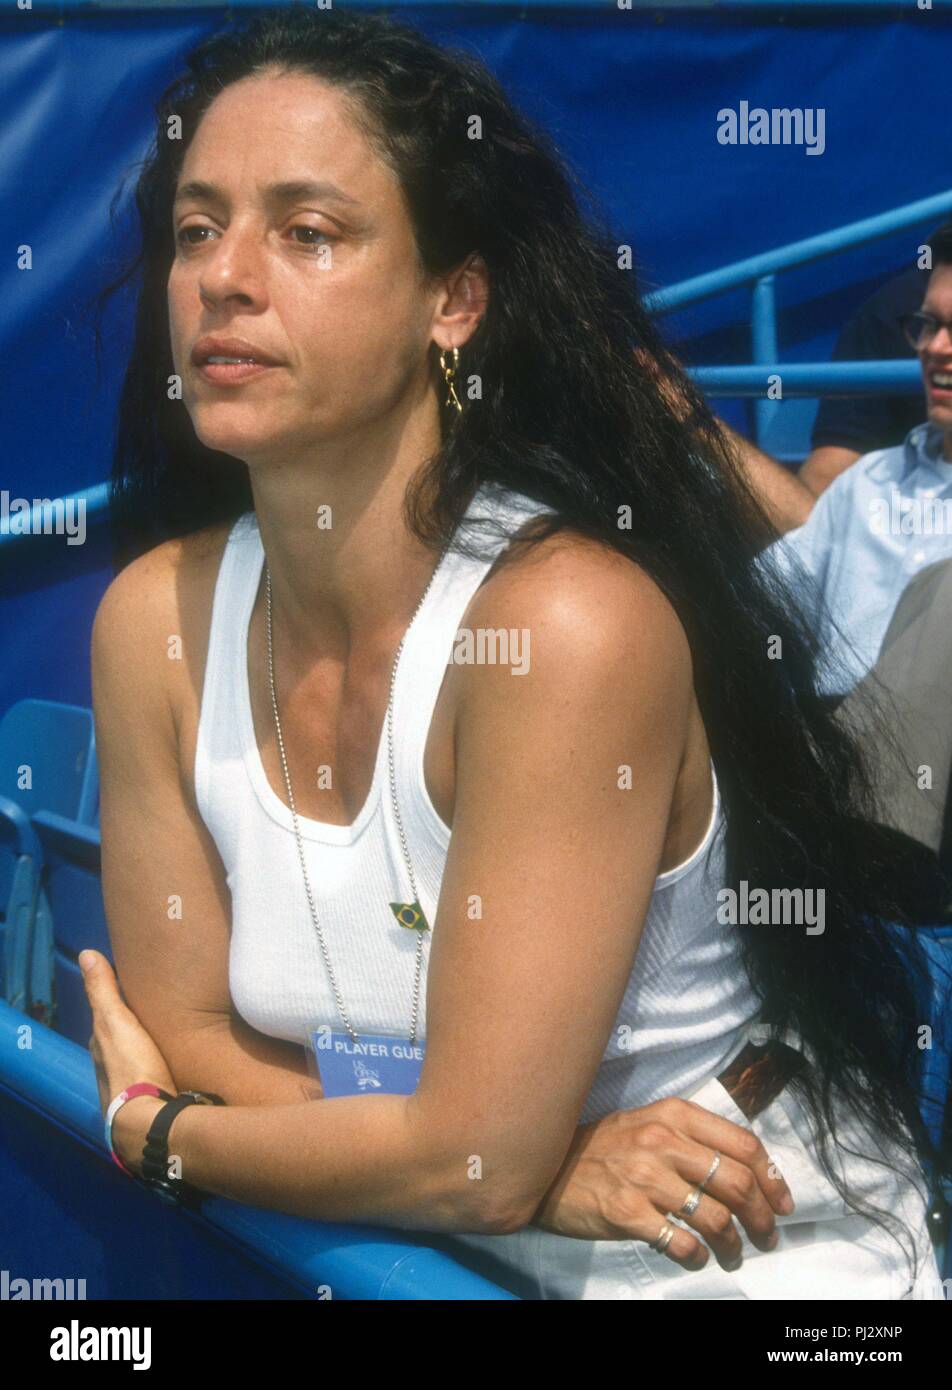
[761,421,952,695]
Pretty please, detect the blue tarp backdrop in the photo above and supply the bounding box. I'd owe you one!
[2,2,950,711]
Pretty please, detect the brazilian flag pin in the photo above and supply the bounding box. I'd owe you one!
[389,900,430,931]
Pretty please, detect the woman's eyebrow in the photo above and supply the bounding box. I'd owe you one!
[173,178,361,209]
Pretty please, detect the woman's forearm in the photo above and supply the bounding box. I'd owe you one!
[170,1014,322,1106]
[118,1091,518,1235]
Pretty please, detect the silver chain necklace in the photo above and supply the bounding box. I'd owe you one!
[265,546,449,1045]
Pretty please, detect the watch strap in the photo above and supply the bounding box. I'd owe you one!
[141,1093,201,1185]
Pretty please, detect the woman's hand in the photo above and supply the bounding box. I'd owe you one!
[529,1098,795,1271]
[80,949,178,1173]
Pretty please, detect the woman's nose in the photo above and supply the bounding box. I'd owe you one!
[198,225,267,307]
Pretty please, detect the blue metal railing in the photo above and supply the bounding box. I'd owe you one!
[645,192,952,314]
[0,1000,517,1299]
[691,360,923,398]
[645,188,952,443]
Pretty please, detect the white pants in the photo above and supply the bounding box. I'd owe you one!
[451,1072,942,1300]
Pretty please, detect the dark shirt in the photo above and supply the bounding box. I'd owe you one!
[810,265,930,455]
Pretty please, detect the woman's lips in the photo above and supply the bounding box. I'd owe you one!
[197,361,280,385]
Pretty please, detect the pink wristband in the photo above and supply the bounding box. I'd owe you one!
[105,1083,174,1177]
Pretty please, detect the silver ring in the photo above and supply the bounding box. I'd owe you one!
[649,1222,676,1254]
[678,1185,703,1218]
[699,1151,721,1191]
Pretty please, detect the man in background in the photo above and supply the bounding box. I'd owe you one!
[800,263,930,496]
[740,222,952,879]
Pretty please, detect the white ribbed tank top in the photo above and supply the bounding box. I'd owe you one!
[195,480,759,1124]
[192,479,935,1301]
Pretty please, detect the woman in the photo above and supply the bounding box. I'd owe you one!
[83,8,943,1299]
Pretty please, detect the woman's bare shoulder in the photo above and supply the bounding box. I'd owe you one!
[470,522,692,677]
[446,523,700,873]
[91,518,239,745]
[454,521,696,774]
[95,519,236,636]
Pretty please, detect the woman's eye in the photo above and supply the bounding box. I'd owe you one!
[174,224,334,252]
[290,225,334,251]
[177,226,214,248]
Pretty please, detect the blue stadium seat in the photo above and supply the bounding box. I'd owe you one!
[0,700,98,1019]
[915,926,952,1281]
[32,810,111,1046]
[881,920,952,1279]
[917,929,952,1147]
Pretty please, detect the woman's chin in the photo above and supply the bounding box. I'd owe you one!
[193,422,287,463]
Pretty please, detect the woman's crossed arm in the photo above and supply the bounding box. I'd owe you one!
[89,532,790,1260]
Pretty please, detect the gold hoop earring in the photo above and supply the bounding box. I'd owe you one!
[438,347,463,415]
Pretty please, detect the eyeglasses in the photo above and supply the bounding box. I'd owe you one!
[900,311,952,351]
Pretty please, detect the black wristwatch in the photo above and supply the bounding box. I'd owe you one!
[140,1089,226,1205]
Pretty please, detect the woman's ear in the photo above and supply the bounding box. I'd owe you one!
[431,252,489,352]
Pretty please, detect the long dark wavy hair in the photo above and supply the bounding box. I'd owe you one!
[94,5,947,1278]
